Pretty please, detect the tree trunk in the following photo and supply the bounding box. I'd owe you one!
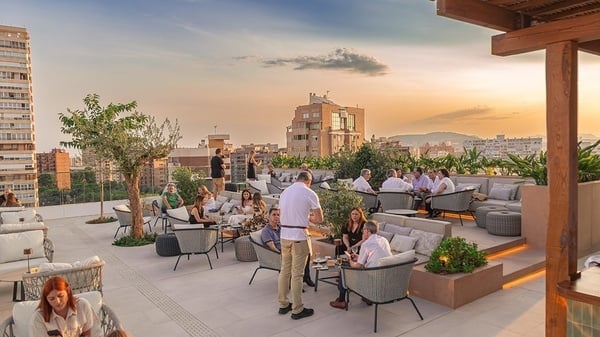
[124,173,143,239]
[99,164,105,218]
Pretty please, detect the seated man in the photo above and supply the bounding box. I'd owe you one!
[411,167,432,209]
[329,220,392,309]
[352,169,377,195]
[381,169,413,192]
[161,183,184,212]
[262,207,315,287]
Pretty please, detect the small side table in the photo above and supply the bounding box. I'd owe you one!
[384,209,418,217]
[0,269,28,302]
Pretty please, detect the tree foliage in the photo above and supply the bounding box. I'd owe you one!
[59,94,181,239]
[171,167,206,205]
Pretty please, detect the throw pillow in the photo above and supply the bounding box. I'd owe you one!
[377,250,416,267]
[73,255,101,267]
[216,195,229,203]
[39,262,73,272]
[389,235,418,253]
[456,183,481,192]
[377,230,394,242]
[0,230,45,263]
[409,229,444,257]
[491,183,519,200]
[1,209,37,224]
[382,224,412,237]
[166,207,189,221]
[248,180,269,194]
[220,202,235,214]
[488,185,512,201]
[320,181,331,190]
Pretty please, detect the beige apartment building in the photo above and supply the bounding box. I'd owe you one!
[286,93,365,157]
[0,25,37,206]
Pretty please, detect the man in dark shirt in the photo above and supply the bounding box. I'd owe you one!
[211,148,226,199]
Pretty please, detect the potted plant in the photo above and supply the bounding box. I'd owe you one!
[316,183,363,240]
[425,237,487,274]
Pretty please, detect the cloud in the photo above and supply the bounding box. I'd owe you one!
[257,48,389,76]
[419,106,510,123]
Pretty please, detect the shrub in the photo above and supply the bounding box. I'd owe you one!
[425,237,487,274]
[113,232,158,247]
[317,183,363,239]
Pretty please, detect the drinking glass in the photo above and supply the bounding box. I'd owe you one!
[351,246,359,255]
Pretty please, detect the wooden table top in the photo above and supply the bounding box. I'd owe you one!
[557,267,600,306]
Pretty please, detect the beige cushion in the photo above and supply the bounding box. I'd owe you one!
[38,262,73,272]
[381,224,412,236]
[1,209,37,224]
[0,230,45,263]
[377,230,394,242]
[409,229,443,257]
[377,250,415,266]
[113,204,130,212]
[72,255,101,268]
[248,180,269,194]
[390,235,418,253]
[456,183,481,192]
[166,207,189,220]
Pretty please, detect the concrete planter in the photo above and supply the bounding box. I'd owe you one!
[409,261,503,309]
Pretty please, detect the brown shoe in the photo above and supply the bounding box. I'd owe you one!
[361,297,373,306]
[329,300,346,309]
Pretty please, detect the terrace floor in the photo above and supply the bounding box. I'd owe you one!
[1,214,547,337]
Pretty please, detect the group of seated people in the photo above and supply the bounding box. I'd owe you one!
[0,187,22,207]
[351,166,456,218]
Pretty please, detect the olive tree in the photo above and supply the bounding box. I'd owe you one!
[59,94,181,238]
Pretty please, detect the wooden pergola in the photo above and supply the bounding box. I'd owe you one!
[432,1,600,336]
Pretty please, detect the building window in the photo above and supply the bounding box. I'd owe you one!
[348,114,355,131]
[331,112,340,130]
[302,113,309,119]
[312,112,320,118]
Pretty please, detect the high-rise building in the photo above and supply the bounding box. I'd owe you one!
[36,148,71,189]
[0,25,37,206]
[140,157,168,189]
[463,134,543,159]
[286,93,365,157]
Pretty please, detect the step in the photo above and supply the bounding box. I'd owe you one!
[487,245,546,283]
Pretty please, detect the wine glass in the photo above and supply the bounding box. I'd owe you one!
[351,246,359,256]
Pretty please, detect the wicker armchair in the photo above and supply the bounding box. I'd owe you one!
[113,205,152,238]
[22,260,105,301]
[172,224,219,270]
[377,191,414,212]
[341,258,423,333]
[353,190,379,214]
[430,188,475,226]
[43,237,54,263]
[0,291,122,337]
[248,229,281,284]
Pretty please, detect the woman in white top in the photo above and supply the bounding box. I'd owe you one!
[425,168,455,218]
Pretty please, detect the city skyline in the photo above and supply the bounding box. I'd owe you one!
[5,0,600,152]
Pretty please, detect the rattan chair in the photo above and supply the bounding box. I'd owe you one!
[0,291,122,337]
[172,224,219,270]
[22,260,105,301]
[377,191,414,212]
[151,199,168,232]
[353,190,379,214]
[341,258,423,333]
[112,205,152,238]
[248,229,281,284]
[430,188,475,226]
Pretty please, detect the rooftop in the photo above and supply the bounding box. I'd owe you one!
[0,205,548,337]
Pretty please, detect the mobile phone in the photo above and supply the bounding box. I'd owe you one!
[47,330,63,336]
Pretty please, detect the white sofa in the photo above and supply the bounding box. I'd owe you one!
[0,230,54,276]
[0,209,47,236]
[450,175,532,212]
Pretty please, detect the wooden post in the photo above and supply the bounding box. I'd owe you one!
[545,40,579,337]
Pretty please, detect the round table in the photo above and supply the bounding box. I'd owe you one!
[384,209,418,217]
[0,268,28,301]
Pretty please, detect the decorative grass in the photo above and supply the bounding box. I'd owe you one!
[113,232,158,247]
[86,216,118,224]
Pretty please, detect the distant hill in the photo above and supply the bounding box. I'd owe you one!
[388,132,480,147]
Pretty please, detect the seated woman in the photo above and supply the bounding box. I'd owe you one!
[189,194,217,227]
[240,192,268,235]
[425,168,456,218]
[228,189,254,225]
[30,276,94,337]
[342,207,367,254]
[2,192,21,207]
[198,185,217,211]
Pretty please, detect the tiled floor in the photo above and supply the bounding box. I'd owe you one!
[0,215,547,337]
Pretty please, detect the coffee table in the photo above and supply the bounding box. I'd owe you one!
[384,209,418,217]
[313,258,349,292]
[0,268,28,301]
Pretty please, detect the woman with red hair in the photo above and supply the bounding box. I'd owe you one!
[30,276,94,337]
[342,207,367,253]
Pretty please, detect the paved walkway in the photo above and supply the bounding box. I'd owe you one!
[1,215,545,337]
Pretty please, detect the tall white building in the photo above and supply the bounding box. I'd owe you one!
[0,25,37,206]
[463,134,543,159]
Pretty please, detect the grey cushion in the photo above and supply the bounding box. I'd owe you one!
[390,235,418,253]
[490,183,519,200]
[409,229,443,257]
[377,230,394,242]
[456,183,481,192]
[381,224,412,236]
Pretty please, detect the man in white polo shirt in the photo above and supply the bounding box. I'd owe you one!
[277,171,323,320]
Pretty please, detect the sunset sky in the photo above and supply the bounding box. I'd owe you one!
[5,0,600,152]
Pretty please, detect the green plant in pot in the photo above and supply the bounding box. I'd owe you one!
[425,237,487,274]
[317,183,363,240]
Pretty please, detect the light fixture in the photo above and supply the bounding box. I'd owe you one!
[23,248,32,273]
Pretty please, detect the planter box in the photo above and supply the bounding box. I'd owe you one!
[409,261,503,309]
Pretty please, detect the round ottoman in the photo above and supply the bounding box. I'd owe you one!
[475,206,508,228]
[235,236,258,262]
[155,233,181,257]
[486,211,521,236]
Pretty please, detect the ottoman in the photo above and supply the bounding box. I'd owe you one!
[475,206,508,228]
[486,211,521,236]
[235,235,258,262]
[155,233,181,257]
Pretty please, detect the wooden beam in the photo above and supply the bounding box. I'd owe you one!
[580,40,600,56]
[437,0,522,32]
[492,12,600,56]
[545,40,578,337]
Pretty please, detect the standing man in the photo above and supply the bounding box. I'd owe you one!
[211,148,226,200]
[277,172,323,320]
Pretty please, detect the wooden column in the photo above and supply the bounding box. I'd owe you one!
[545,40,579,337]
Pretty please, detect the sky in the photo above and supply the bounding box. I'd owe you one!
[4,0,600,152]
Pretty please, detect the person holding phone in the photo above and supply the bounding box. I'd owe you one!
[30,276,94,337]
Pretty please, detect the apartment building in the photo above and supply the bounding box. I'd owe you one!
[0,25,37,206]
[286,93,365,157]
[140,157,168,189]
[36,148,71,189]
[463,134,543,159]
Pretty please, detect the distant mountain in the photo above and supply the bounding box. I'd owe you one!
[388,132,480,147]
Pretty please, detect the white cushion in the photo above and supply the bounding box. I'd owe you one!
[0,230,45,263]
[248,180,269,194]
[0,222,45,234]
[113,204,130,212]
[257,174,271,181]
[377,250,416,267]
[250,228,263,244]
[166,207,189,220]
[72,255,101,268]
[456,183,481,193]
[409,229,444,257]
[216,195,229,203]
[377,230,394,242]
[1,209,37,224]
[38,262,73,272]
[320,181,331,190]
[390,235,418,253]
[220,201,235,214]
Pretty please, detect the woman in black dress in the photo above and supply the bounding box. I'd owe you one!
[247,150,262,180]
[342,207,367,253]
